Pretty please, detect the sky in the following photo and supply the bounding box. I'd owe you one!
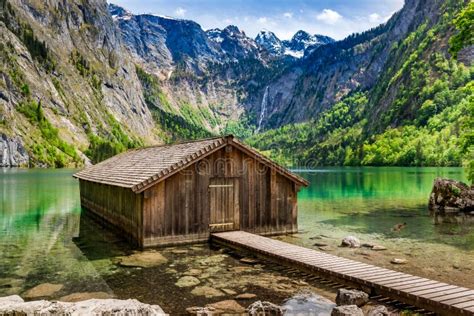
[110,0,405,40]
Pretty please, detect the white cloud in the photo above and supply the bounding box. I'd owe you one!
[283,12,293,19]
[369,13,382,23]
[257,17,268,24]
[175,7,186,17]
[316,9,342,25]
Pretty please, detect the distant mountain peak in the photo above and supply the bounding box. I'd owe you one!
[109,3,133,21]
[255,30,284,55]
[282,31,335,58]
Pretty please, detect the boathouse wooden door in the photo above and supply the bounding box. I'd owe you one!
[209,177,240,232]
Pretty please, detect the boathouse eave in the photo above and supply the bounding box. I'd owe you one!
[132,138,309,193]
[73,135,309,194]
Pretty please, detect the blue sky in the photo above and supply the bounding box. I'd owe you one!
[110,0,405,40]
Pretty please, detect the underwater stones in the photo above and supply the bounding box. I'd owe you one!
[118,251,168,268]
[236,293,257,299]
[171,249,188,254]
[0,278,23,295]
[390,258,408,264]
[23,283,64,299]
[318,246,332,251]
[191,286,225,298]
[229,266,255,273]
[222,288,237,295]
[341,236,360,248]
[371,245,387,251]
[175,276,201,288]
[240,257,259,264]
[186,306,216,314]
[207,300,245,314]
[198,254,227,266]
[331,305,364,316]
[59,292,113,302]
[335,289,369,307]
[313,242,328,247]
[184,268,202,276]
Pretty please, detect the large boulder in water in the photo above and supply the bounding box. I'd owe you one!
[335,289,369,307]
[340,236,360,248]
[428,178,474,214]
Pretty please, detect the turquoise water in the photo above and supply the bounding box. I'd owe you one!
[0,167,473,313]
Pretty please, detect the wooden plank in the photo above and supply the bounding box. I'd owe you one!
[430,290,474,301]
[393,280,440,291]
[409,285,458,296]
[210,231,474,316]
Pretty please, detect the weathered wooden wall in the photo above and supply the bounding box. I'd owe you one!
[79,180,143,246]
[142,145,298,247]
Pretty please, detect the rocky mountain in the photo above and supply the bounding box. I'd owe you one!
[255,29,284,56]
[249,0,473,170]
[0,0,156,167]
[254,29,334,58]
[0,0,471,170]
[282,31,335,58]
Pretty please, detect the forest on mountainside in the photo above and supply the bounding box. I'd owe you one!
[248,0,473,182]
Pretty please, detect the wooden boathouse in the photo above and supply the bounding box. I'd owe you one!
[74,135,309,247]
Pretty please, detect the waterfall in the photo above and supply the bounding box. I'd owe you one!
[256,86,269,133]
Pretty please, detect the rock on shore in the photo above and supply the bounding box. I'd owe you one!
[0,295,166,315]
[429,178,474,214]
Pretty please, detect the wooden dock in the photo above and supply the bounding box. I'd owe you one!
[211,231,474,316]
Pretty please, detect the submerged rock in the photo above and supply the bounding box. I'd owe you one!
[335,289,369,307]
[175,276,200,287]
[222,288,237,295]
[0,295,166,315]
[331,305,364,316]
[390,258,408,265]
[371,245,387,251]
[207,300,245,313]
[118,251,168,268]
[236,293,257,299]
[191,286,225,298]
[429,178,474,214]
[23,283,64,299]
[240,257,259,264]
[341,236,360,248]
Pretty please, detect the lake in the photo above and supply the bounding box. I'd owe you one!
[0,167,472,313]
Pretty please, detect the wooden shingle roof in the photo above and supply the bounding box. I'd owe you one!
[74,135,309,193]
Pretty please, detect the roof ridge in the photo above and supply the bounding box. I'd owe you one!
[131,135,225,151]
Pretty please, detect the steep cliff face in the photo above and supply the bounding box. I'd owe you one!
[0,0,157,166]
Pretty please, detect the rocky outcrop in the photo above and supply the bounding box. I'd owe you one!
[429,178,474,214]
[0,134,29,167]
[0,295,166,315]
[335,289,369,307]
